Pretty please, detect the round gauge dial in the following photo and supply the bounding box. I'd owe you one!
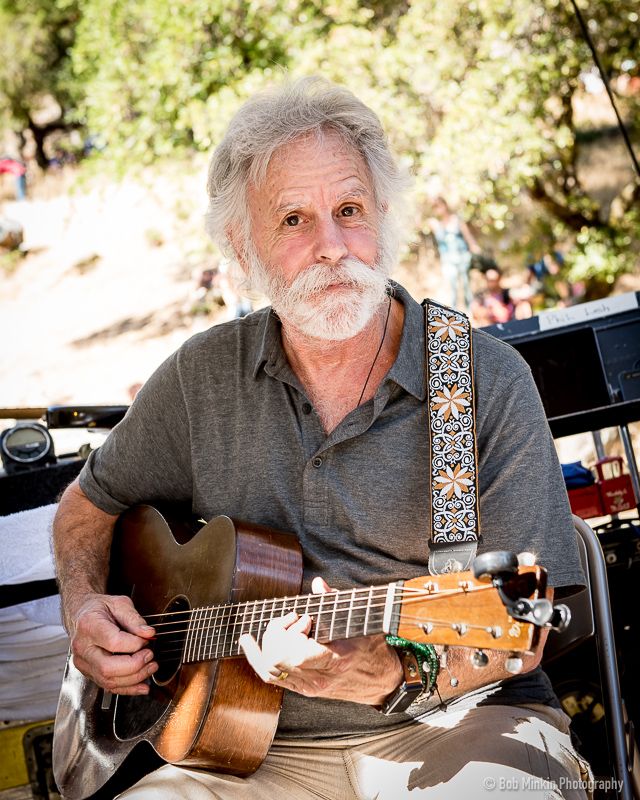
[1,423,53,465]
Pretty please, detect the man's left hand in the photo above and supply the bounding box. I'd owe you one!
[238,577,403,705]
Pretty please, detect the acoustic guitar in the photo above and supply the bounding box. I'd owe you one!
[52,504,565,799]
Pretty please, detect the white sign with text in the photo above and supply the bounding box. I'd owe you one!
[538,292,638,332]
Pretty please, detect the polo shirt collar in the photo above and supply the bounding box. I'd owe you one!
[252,281,427,402]
[252,307,283,379]
[384,282,427,401]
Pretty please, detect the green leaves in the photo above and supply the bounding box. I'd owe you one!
[2,0,638,293]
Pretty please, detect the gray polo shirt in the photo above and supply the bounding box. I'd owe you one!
[79,283,584,738]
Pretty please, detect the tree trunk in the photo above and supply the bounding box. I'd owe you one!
[27,120,50,170]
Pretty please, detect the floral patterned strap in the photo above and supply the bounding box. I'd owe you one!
[425,301,480,574]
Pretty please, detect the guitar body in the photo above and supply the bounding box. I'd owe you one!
[53,505,303,800]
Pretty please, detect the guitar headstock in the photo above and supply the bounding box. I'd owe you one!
[396,565,548,655]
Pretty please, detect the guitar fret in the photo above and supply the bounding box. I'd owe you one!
[354,588,369,638]
[229,603,239,658]
[225,605,233,659]
[188,608,199,662]
[183,610,193,662]
[185,608,199,661]
[202,605,214,661]
[234,601,250,655]
[345,588,356,638]
[199,606,208,661]
[211,603,222,660]
[270,597,278,636]
[197,606,209,661]
[217,605,230,659]
[334,589,360,639]
[363,586,373,636]
[370,588,387,635]
[230,603,241,658]
[328,592,339,641]
[315,593,324,640]
[248,599,257,643]
[257,599,267,647]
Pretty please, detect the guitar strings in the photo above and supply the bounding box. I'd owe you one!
[143,592,511,658]
[142,593,503,658]
[141,582,469,619]
[142,584,487,627]
[142,588,488,634]
[150,612,512,660]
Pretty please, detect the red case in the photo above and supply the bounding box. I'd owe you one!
[595,457,637,515]
[568,484,605,519]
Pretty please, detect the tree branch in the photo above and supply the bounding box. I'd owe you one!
[529,177,600,230]
[609,180,640,222]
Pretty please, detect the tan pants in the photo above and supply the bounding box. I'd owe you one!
[119,704,593,800]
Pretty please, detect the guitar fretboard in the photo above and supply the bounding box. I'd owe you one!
[179,584,400,664]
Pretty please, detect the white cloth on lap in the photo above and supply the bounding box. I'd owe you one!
[0,593,64,627]
[0,504,68,720]
[0,503,58,584]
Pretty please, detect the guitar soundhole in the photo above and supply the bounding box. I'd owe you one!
[152,595,190,685]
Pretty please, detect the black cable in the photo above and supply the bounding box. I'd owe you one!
[569,0,640,181]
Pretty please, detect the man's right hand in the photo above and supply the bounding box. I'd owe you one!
[70,594,158,695]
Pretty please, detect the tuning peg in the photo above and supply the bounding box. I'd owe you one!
[504,655,524,674]
[421,622,434,635]
[471,649,489,668]
[472,551,518,582]
[549,603,571,632]
[517,552,536,566]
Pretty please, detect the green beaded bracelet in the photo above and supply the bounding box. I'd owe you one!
[385,635,440,692]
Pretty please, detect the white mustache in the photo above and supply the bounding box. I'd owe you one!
[285,258,383,299]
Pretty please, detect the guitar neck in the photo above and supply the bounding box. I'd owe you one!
[178,584,400,664]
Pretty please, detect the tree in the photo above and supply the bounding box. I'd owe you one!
[0,0,81,167]
[70,0,352,164]
[386,0,639,293]
[3,0,637,293]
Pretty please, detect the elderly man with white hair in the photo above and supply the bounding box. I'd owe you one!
[53,78,590,798]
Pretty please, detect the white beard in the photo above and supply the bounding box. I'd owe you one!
[267,257,389,340]
[245,224,397,341]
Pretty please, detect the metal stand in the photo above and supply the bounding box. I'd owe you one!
[574,517,636,800]
[593,430,607,461]
[619,424,640,504]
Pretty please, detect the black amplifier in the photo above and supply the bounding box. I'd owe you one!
[596,518,640,571]
[482,291,640,437]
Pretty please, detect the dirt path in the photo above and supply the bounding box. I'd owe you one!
[2,167,221,406]
[0,167,443,407]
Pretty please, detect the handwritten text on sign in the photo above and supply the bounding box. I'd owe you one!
[538,292,638,332]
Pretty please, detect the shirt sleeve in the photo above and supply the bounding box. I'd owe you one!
[78,351,192,514]
[474,337,586,597]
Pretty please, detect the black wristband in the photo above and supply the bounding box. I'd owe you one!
[379,648,425,715]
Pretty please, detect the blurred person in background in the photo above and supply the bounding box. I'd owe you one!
[426,196,481,311]
[0,155,27,200]
[526,251,574,311]
[471,266,516,326]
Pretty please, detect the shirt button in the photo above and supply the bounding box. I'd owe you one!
[302,402,312,414]
[311,456,323,468]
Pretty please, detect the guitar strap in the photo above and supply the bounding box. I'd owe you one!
[423,300,481,575]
